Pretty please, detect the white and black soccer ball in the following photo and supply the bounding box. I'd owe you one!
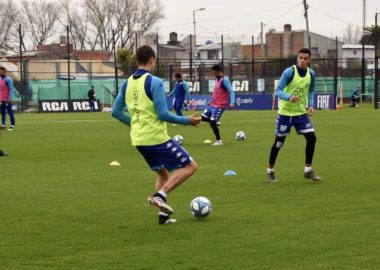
[235,131,246,141]
[173,135,184,145]
[190,196,212,218]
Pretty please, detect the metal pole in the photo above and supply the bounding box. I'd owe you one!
[261,22,265,58]
[251,35,255,80]
[361,0,366,97]
[193,10,196,45]
[156,33,159,76]
[375,13,379,109]
[334,36,338,108]
[67,25,71,100]
[112,29,119,95]
[190,35,193,80]
[19,24,24,113]
[169,65,173,90]
[221,35,224,70]
[303,0,311,48]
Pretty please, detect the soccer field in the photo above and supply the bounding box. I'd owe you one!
[1,105,379,270]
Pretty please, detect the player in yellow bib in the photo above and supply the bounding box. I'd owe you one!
[266,48,321,183]
[112,46,201,224]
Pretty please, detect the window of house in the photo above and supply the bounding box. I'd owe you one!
[353,50,357,55]
[207,50,219,60]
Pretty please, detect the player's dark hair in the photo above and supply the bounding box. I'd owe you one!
[211,65,223,72]
[0,66,6,71]
[298,48,311,56]
[175,73,182,78]
[136,45,156,65]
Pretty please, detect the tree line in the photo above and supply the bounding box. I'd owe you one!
[0,0,164,54]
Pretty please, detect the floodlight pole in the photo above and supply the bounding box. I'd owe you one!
[193,8,205,46]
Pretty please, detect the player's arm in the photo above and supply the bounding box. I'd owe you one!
[276,67,296,102]
[6,77,15,102]
[307,70,316,115]
[183,81,191,101]
[222,77,235,108]
[112,81,131,126]
[167,84,175,97]
[308,70,315,108]
[151,78,190,125]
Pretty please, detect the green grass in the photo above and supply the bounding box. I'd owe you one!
[0,104,379,270]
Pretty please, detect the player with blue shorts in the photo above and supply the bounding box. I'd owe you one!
[112,46,201,225]
[201,65,235,146]
[266,48,321,183]
[167,73,191,117]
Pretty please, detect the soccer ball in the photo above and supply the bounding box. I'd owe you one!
[173,135,184,145]
[190,196,212,218]
[235,131,246,141]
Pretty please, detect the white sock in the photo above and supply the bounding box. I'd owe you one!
[267,168,274,174]
[305,167,312,173]
[158,190,168,199]
[159,212,168,216]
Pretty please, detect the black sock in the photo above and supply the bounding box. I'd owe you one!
[269,136,286,166]
[210,121,221,140]
[304,132,316,164]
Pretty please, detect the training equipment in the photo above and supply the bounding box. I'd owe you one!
[203,139,212,144]
[235,131,246,141]
[190,197,212,218]
[173,135,184,145]
[109,161,120,166]
[224,170,237,176]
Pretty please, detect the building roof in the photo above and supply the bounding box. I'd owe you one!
[197,43,221,51]
[342,44,375,49]
[159,44,186,51]
[6,50,50,57]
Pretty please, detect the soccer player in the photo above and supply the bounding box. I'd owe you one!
[266,48,321,183]
[112,45,201,225]
[0,66,16,131]
[167,73,191,117]
[201,65,235,146]
[88,85,97,112]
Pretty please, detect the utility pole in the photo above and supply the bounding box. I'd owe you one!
[303,0,311,48]
[67,25,71,100]
[193,8,205,46]
[361,0,366,96]
[260,22,265,58]
[374,12,379,109]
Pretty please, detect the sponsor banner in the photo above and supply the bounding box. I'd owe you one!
[273,94,336,110]
[163,80,202,93]
[208,79,250,93]
[39,100,100,113]
[167,94,273,111]
[314,94,335,110]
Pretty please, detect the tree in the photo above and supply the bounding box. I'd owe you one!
[0,0,22,53]
[84,0,164,52]
[116,48,136,76]
[360,25,380,46]
[342,24,361,44]
[21,0,60,48]
[59,0,89,50]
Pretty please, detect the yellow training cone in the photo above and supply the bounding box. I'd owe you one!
[110,161,121,166]
[203,139,212,144]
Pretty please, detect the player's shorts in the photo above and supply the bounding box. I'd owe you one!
[202,105,225,122]
[275,113,314,137]
[136,139,193,172]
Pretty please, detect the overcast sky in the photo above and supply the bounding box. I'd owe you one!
[156,0,379,44]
